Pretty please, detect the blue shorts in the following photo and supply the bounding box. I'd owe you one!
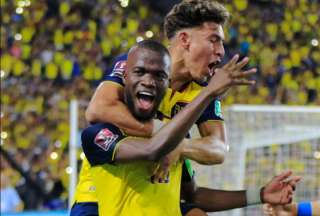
[70,201,199,215]
[180,202,201,216]
[70,202,98,216]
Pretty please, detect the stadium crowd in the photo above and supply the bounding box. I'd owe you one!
[1,0,319,212]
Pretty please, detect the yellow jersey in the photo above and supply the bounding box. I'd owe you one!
[73,57,223,210]
[73,56,128,204]
[158,81,223,125]
[73,158,98,202]
[82,122,187,215]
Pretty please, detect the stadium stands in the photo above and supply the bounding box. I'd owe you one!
[1,0,319,212]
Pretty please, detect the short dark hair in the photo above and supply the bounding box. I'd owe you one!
[134,39,170,58]
[164,0,230,39]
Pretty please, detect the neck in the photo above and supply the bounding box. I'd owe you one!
[168,46,192,91]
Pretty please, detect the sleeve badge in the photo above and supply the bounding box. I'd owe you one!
[94,128,119,151]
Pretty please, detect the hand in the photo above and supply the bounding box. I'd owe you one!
[261,171,301,205]
[141,120,154,137]
[151,144,183,183]
[207,54,256,97]
[262,203,295,216]
[263,204,276,216]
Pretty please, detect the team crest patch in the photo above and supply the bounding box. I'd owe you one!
[110,60,126,78]
[171,102,187,117]
[94,128,119,151]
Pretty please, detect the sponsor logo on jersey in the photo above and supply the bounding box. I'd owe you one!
[171,102,187,117]
[94,128,119,151]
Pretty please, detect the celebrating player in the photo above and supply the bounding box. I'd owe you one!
[72,1,300,215]
[72,2,233,214]
[80,40,300,216]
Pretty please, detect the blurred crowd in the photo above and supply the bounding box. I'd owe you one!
[1,0,319,212]
[224,0,319,105]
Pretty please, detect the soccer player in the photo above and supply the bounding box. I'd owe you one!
[87,0,232,164]
[72,1,233,214]
[263,201,320,216]
[81,40,300,216]
[71,1,298,215]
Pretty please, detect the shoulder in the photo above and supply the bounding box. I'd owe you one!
[81,123,126,166]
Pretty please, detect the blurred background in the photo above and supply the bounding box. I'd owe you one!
[1,0,319,215]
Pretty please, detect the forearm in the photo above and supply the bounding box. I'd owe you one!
[192,188,247,212]
[86,101,152,137]
[194,121,228,164]
[181,137,227,165]
[85,81,153,137]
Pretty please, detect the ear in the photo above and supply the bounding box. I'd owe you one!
[177,31,191,50]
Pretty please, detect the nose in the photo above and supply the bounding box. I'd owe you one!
[214,42,225,59]
[141,73,156,88]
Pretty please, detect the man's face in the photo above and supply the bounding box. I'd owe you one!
[124,48,170,121]
[183,22,225,82]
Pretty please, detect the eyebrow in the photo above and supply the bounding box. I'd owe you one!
[134,67,168,77]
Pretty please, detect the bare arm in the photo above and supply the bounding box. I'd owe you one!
[114,54,256,162]
[181,56,255,165]
[182,180,247,212]
[182,171,301,212]
[186,55,255,164]
[153,56,256,178]
[182,121,227,165]
[85,81,153,137]
[152,133,227,183]
[115,88,214,162]
[150,121,227,165]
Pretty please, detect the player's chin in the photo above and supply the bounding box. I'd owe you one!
[192,70,209,83]
[134,107,155,121]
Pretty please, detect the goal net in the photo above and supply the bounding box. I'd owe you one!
[190,105,320,216]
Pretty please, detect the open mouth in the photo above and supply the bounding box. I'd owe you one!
[208,61,220,76]
[136,91,155,111]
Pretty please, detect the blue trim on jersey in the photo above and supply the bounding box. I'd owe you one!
[70,202,98,216]
[104,54,128,77]
[180,202,199,216]
[81,123,125,166]
[196,99,223,125]
[104,53,128,86]
[104,76,124,86]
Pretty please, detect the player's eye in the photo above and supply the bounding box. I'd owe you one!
[210,36,223,44]
[210,37,219,43]
[134,69,145,76]
[160,74,168,80]
[155,72,168,81]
